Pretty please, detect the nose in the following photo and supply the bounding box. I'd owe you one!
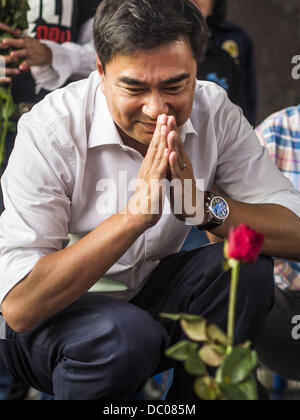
[141,93,169,120]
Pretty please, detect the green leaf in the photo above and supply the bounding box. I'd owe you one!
[219,348,258,385]
[223,260,230,272]
[240,340,252,350]
[0,88,9,100]
[194,376,220,401]
[180,314,204,322]
[7,120,17,132]
[160,313,181,321]
[219,382,248,401]
[160,313,204,322]
[215,366,223,384]
[0,32,13,43]
[199,344,226,368]
[165,340,199,361]
[220,373,258,401]
[237,373,258,400]
[180,318,207,342]
[184,354,207,377]
[206,324,231,346]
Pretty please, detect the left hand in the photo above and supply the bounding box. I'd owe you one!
[166,116,204,224]
[0,22,52,68]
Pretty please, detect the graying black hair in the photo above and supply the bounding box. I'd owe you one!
[93,0,208,70]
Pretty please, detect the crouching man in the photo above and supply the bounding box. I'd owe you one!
[0,0,299,400]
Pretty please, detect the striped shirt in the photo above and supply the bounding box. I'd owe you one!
[255,105,300,291]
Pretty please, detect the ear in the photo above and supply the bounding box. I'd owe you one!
[97,57,105,94]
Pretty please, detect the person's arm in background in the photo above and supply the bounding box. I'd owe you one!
[0,22,52,84]
[30,17,97,92]
[0,18,96,92]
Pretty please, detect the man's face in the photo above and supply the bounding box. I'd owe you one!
[97,38,197,146]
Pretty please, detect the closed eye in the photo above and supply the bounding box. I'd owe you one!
[124,87,147,95]
[165,85,184,91]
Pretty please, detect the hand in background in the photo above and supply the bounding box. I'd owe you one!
[0,22,52,84]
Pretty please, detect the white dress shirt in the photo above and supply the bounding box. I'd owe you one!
[1,71,300,307]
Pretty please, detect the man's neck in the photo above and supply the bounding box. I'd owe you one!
[117,126,148,158]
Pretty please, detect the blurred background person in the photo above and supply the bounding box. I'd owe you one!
[194,0,257,125]
[255,105,300,381]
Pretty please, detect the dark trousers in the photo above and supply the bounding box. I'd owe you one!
[0,243,274,400]
[256,287,300,381]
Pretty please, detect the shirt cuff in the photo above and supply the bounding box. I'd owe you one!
[30,40,74,92]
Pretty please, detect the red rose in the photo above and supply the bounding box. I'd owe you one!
[226,224,265,263]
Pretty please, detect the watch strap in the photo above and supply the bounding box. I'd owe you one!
[197,219,222,232]
[196,191,228,232]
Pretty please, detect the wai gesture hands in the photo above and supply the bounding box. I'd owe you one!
[126,114,204,230]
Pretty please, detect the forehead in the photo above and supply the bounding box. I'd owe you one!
[104,39,196,83]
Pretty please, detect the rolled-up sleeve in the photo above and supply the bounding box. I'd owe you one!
[215,98,300,218]
[0,115,74,306]
[30,18,97,92]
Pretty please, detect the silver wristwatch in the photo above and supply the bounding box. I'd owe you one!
[197,191,229,231]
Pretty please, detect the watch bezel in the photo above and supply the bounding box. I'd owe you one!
[208,195,230,222]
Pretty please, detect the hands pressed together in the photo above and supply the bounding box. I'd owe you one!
[0,22,52,83]
[127,114,203,229]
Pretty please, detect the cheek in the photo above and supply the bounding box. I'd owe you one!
[172,96,194,125]
[105,93,136,125]
[115,96,141,121]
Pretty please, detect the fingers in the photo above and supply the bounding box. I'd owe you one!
[141,114,170,182]
[167,115,176,131]
[1,53,19,65]
[146,114,168,163]
[10,49,26,60]
[0,38,26,50]
[2,66,20,76]
[0,22,22,37]
[0,52,21,78]
[154,125,170,178]
[167,129,177,153]
[169,150,181,178]
[166,117,188,171]
[166,127,186,171]
[0,77,11,84]
[0,53,20,74]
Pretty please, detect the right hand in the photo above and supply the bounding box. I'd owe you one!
[125,114,171,230]
[0,56,21,84]
[0,22,23,83]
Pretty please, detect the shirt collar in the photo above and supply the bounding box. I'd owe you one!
[88,87,198,149]
[88,88,123,149]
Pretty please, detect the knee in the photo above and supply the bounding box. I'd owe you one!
[239,255,275,309]
[246,255,274,289]
[108,306,169,379]
[58,304,169,399]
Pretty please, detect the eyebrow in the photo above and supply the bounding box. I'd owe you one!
[118,73,190,86]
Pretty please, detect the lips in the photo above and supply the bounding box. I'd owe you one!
[140,122,157,132]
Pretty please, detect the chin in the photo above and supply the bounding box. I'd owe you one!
[134,131,152,145]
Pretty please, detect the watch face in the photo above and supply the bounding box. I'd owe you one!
[210,197,229,221]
